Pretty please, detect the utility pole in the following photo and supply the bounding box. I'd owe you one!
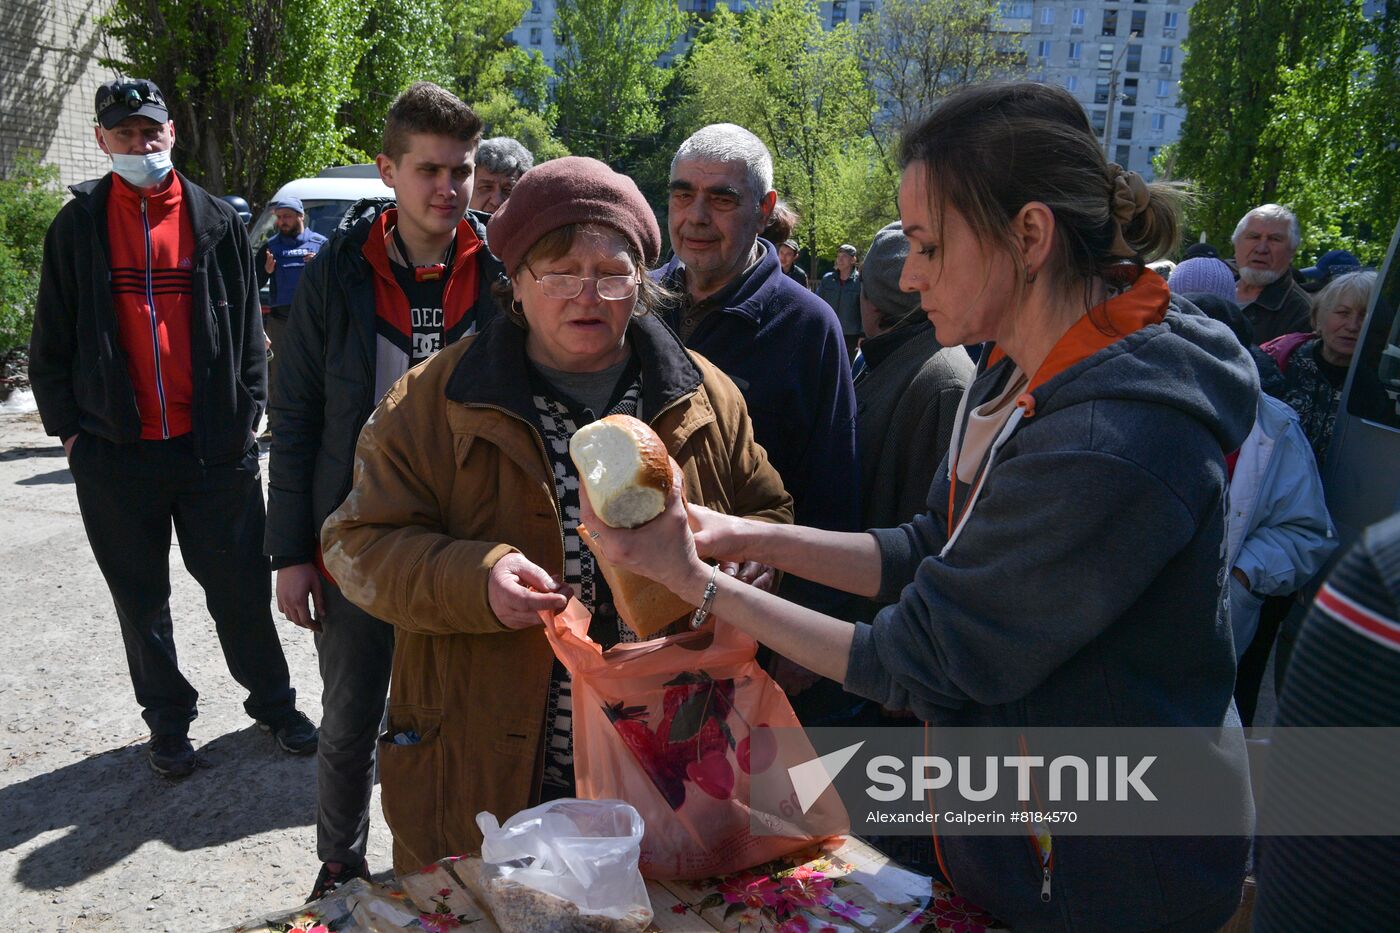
[1102,34,1138,159]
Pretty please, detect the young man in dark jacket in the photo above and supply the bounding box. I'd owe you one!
[29,79,315,780]
[265,82,502,901]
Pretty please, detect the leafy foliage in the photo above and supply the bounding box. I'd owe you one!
[1174,0,1397,262]
[855,0,1025,147]
[103,0,368,207]
[680,0,877,270]
[553,0,689,165]
[0,153,64,351]
[339,0,456,158]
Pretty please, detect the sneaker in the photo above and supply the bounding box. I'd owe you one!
[257,709,319,755]
[148,734,197,778]
[308,859,371,902]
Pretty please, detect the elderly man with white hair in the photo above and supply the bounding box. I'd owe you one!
[654,123,861,725]
[1231,203,1314,343]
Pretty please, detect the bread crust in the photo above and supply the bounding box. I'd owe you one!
[570,414,671,529]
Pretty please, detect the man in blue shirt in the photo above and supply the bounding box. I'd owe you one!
[257,197,328,404]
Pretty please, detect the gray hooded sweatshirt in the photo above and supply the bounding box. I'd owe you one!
[846,302,1257,931]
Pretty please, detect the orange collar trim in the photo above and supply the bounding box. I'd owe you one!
[984,269,1170,393]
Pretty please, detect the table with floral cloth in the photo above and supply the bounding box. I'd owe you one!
[215,837,1006,933]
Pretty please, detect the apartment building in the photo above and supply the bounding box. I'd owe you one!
[509,0,1193,178]
[1013,1,1195,179]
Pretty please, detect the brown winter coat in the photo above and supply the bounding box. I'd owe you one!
[321,313,793,874]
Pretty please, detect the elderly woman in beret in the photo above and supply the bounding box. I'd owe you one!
[321,156,792,873]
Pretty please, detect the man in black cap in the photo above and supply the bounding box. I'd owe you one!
[256,196,327,404]
[28,78,316,779]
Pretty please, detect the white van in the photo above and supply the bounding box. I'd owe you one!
[248,164,392,247]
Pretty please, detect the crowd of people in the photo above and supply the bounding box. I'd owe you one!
[26,74,1397,931]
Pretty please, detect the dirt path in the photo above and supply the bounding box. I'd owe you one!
[0,409,392,930]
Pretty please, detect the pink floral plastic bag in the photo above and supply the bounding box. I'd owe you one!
[542,598,848,880]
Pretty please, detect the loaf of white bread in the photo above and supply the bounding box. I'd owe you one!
[570,415,694,637]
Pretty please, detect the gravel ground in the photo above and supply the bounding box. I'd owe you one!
[0,409,392,930]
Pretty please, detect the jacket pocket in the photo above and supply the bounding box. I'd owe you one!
[378,708,445,869]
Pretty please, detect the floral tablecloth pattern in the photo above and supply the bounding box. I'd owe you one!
[215,838,1006,933]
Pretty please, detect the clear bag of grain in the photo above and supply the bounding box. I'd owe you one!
[476,799,652,933]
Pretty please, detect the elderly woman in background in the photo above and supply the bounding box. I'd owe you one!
[1267,270,1376,468]
[320,156,792,874]
[586,82,1255,930]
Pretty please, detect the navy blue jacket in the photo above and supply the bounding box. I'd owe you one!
[654,240,860,576]
[258,228,328,308]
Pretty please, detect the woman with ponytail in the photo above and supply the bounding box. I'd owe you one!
[584,83,1255,930]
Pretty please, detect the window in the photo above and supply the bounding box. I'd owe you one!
[1102,9,1118,35]
[1099,43,1115,69]
[1065,75,1079,92]
[1115,145,1132,167]
[1095,76,1111,104]
[859,1,875,19]
[1091,109,1107,135]
[1071,7,1085,27]
[530,26,542,44]
[531,0,541,12]
[1002,1,1033,17]
[1157,78,1171,97]
[831,0,846,25]
[1117,111,1135,140]
[1126,43,1142,72]
[1151,113,1167,132]
[1159,46,1174,65]
[1123,77,1138,106]
[1037,40,1052,58]
[1042,7,1055,24]
[1164,12,1180,30]
[1068,41,1083,62]
[1130,10,1146,36]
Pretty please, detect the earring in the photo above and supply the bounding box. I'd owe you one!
[1025,269,1038,285]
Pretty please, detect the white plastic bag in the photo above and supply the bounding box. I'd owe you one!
[476,798,652,932]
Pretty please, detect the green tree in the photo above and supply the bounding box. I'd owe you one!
[0,153,64,351]
[1173,0,1396,259]
[340,0,456,158]
[553,0,688,165]
[1259,0,1398,262]
[103,0,368,207]
[680,0,878,272]
[856,0,1024,156]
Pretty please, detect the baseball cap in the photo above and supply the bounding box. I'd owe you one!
[1301,249,1362,281]
[781,239,800,252]
[270,196,306,215]
[837,243,858,256]
[95,79,169,129]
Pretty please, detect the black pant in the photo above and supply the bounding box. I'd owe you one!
[315,583,393,865]
[1234,594,1294,727]
[69,432,295,736]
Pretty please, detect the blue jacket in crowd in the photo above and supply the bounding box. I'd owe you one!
[262,228,328,308]
[1225,392,1336,659]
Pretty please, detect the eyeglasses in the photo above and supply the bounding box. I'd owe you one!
[530,272,639,301]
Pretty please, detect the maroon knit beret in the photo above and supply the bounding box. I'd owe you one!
[486,156,661,275]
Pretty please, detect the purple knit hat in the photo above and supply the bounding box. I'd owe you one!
[1168,257,1237,305]
[486,156,660,275]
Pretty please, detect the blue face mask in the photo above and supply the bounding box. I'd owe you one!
[110,150,174,189]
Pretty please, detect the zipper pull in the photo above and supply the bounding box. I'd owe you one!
[1041,866,1052,903]
[141,197,147,215]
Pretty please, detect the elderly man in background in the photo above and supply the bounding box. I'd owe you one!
[469,136,533,214]
[1231,204,1313,343]
[654,123,859,722]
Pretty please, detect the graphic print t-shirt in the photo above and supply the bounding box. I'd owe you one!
[388,260,448,364]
